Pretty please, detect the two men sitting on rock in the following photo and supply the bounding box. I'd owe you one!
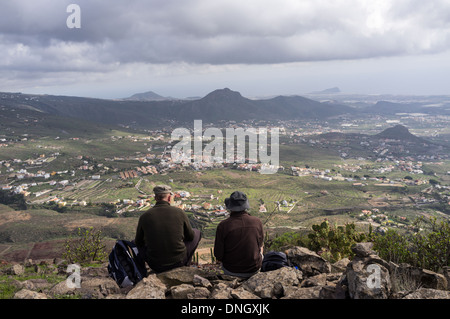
[135,186,263,278]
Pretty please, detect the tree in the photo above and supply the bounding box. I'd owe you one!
[63,227,107,265]
[0,190,27,210]
[429,178,439,186]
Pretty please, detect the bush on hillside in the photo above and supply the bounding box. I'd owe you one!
[307,220,372,262]
[63,227,107,265]
[373,217,450,272]
[0,190,27,210]
[268,217,450,272]
[266,220,372,262]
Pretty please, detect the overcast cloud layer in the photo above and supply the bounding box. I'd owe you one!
[1,0,450,98]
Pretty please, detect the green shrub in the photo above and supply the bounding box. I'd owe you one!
[265,231,309,252]
[307,220,372,262]
[372,228,411,264]
[63,227,107,265]
[266,220,371,262]
[373,217,450,272]
[267,216,450,271]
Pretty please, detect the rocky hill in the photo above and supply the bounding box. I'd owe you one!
[4,243,449,300]
[375,124,426,142]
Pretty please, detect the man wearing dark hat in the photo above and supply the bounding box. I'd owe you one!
[214,191,264,278]
[135,185,201,273]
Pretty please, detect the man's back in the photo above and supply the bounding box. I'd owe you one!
[214,211,264,274]
[135,201,194,269]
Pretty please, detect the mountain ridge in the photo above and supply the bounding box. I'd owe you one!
[0,88,354,128]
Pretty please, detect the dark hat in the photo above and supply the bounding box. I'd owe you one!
[224,191,250,212]
[153,184,172,195]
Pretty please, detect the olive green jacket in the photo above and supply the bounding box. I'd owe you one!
[135,201,194,268]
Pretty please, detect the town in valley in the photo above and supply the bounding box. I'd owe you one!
[0,90,449,262]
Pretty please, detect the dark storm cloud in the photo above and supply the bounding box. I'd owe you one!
[1,0,450,73]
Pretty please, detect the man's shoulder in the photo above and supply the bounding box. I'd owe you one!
[147,204,184,213]
[153,204,187,216]
[244,214,263,227]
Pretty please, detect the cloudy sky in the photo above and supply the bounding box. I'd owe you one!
[1,0,450,99]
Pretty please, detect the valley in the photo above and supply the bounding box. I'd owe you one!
[0,89,449,263]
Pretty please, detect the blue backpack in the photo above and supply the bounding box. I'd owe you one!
[108,240,147,288]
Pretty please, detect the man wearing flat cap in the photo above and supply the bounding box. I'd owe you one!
[214,191,264,278]
[135,185,201,273]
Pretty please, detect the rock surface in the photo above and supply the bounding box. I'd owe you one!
[1,244,448,300]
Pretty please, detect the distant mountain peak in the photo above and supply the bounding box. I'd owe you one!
[309,87,341,94]
[202,88,244,100]
[376,124,423,141]
[124,90,171,101]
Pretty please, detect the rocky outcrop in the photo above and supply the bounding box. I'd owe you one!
[343,242,392,299]
[243,266,303,298]
[337,242,448,299]
[126,275,166,299]
[285,246,331,276]
[3,244,449,300]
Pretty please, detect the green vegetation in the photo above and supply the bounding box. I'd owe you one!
[307,220,373,262]
[0,190,27,210]
[267,218,450,273]
[373,217,450,272]
[1,100,449,271]
[62,227,107,265]
[266,220,373,262]
[0,263,67,299]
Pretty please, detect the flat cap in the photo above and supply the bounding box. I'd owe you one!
[153,184,172,195]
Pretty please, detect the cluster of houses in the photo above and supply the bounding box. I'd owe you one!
[119,170,139,180]
[357,208,415,233]
[291,159,430,187]
[1,153,61,176]
[136,165,158,175]
[112,190,230,217]
[370,160,424,175]
[395,160,424,174]
[291,166,358,183]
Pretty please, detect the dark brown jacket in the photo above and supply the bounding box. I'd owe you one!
[214,211,264,273]
[135,201,194,269]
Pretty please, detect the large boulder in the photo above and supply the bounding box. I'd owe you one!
[345,243,391,299]
[79,277,121,298]
[243,267,303,299]
[49,280,77,296]
[13,289,47,299]
[156,266,218,288]
[210,282,233,299]
[126,274,167,299]
[285,246,331,276]
[170,284,196,299]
